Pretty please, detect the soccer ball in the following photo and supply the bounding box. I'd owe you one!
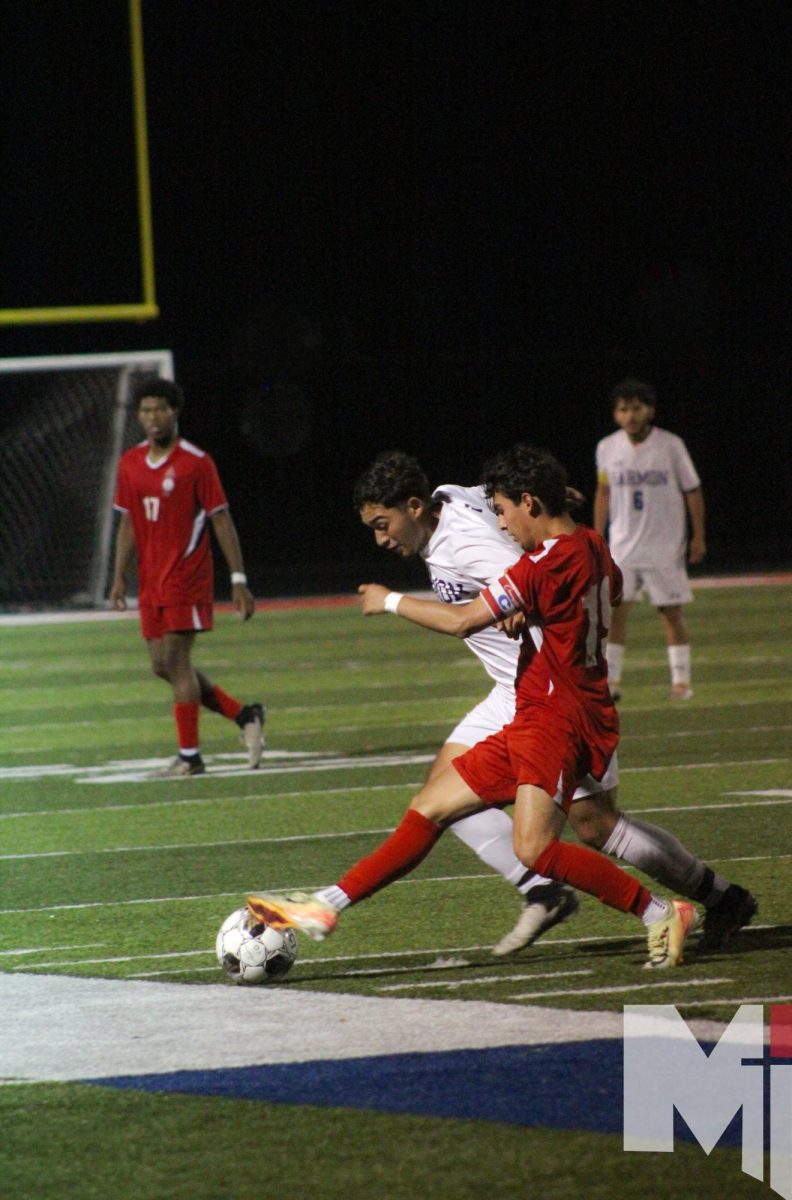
[215,906,298,985]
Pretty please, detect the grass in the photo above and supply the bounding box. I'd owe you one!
[0,581,790,1199]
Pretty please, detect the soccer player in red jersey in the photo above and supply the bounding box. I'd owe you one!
[110,377,264,777]
[249,444,703,967]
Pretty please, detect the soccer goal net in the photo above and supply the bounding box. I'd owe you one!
[0,350,174,609]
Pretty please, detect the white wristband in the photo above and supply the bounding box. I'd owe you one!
[384,591,404,614]
[230,572,248,586]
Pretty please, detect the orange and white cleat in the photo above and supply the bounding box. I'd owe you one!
[246,891,338,942]
[645,899,701,968]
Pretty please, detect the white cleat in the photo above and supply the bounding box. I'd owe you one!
[237,702,266,768]
[147,755,205,779]
[492,884,580,956]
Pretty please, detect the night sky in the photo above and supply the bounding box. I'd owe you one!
[2,1,790,591]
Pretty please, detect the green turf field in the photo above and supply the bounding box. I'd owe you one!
[1,582,790,1199]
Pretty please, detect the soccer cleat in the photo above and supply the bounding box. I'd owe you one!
[645,899,701,968]
[246,891,338,942]
[148,754,206,779]
[698,885,758,953]
[237,702,266,769]
[671,684,694,701]
[491,884,580,956]
[609,686,622,703]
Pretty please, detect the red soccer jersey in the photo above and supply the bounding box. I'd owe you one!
[113,438,228,606]
[480,525,623,778]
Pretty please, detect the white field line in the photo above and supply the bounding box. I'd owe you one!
[87,752,437,785]
[510,978,733,1000]
[5,943,489,967]
[619,757,788,773]
[1,839,789,913]
[616,796,792,814]
[380,969,593,992]
[673,994,792,1008]
[0,781,424,821]
[9,928,782,985]
[9,953,742,1008]
[279,693,792,726]
[13,950,211,970]
[14,958,588,990]
[627,723,792,742]
[0,944,107,957]
[0,708,464,736]
[0,758,789,823]
[3,691,792,743]
[125,967,267,977]
[0,751,436,786]
[3,795,792,862]
[0,827,398,862]
[3,687,792,735]
[141,928,787,966]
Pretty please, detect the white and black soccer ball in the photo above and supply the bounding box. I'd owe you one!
[215,906,298,985]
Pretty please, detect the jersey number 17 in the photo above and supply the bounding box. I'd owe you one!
[582,578,611,668]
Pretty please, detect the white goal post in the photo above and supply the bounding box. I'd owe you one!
[0,350,174,609]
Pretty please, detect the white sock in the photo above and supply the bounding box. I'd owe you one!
[603,814,707,897]
[606,642,625,685]
[314,885,350,911]
[451,809,555,895]
[641,896,672,926]
[668,643,691,686]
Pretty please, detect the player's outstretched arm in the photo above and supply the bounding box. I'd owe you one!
[358,583,496,639]
[210,509,255,619]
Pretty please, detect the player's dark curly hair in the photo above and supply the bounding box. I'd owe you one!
[132,376,184,413]
[480,444,568,516]
[353,450,432,510]
[610,377,656,407]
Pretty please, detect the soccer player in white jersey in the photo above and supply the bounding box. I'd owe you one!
[351,450,755,955]
[594,377,706,700]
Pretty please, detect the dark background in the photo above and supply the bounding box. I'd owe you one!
[2,1,790,596]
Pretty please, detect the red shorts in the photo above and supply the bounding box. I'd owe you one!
[453,709,610,812]
[139,603,213,641]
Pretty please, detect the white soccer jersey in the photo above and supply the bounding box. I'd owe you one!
[422,484,521,688]
[595,426,700,568]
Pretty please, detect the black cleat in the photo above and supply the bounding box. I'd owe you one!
[698,884,758,953]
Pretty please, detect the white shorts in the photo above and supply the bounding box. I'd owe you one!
[620,562,693,607]
[446,683,618,801]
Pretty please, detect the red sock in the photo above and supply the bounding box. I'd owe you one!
[533,839,652,916]
[201,685,242,721]
[338,809,444,904]
[174,702,200,755]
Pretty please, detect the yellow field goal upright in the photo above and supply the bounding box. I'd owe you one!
[0,0,158,327]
